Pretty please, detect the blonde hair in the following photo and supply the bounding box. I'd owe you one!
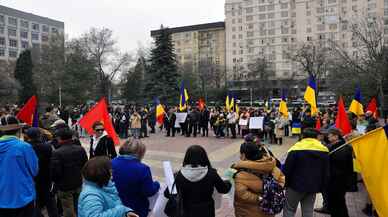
[119,138,146,160]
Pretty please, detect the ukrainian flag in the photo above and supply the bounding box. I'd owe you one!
[179,81,189,111]
[349,125,388,217]
[279,90,288,117]
[304,75,318,115]
[349,87,364,116]
[230,96,235,112]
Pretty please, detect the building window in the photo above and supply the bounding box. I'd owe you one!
[267,4,275,11]
[282,28,289,34]
[9,39,17,47]
[281,3,288,9]
[32,32,39,40]
[8,17,17,26]
[42,25,49,32]
[247,31,254,37]
[0,37,5,46]
[317,24,325,31]
[238,34,243,39]
[0,48,4,56]
[20,20,29,29]
[42,34,49,42]
[259,14,266,20]
[307,11,311,16]
[246,15,253,21]
[0,26,4,35]
[21,41,29,49]
[232,26,236,32]
[232,35,236,39]
[8,28,17,37]
[20,31,28,39]
[268,29,275,35]
[329,24,337,30]
[32,23,40,31]
[268,13,275,19]
[259,6,266,12]
[0,15,4,23]
[307,36,312,41]
[9,49,18,58]
[281,11,288,17]
[246,7,254,13]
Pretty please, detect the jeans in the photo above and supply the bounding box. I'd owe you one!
[57,188,81,217]
[283,188,316,217]
[0,201,35,217]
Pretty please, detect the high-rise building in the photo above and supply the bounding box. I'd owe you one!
[151,22,226,87]
[225,0,385,94]
[0,5,64,61]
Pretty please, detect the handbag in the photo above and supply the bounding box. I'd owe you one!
[164,182,183,217]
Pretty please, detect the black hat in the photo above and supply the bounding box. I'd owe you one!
[0,115,24,132]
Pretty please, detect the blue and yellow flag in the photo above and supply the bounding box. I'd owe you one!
[230,95,235,112]
[349,125,388,217]
[349,87,364,116]
[304,75,318,115]
[279,90,288,117]
[179,81,189,111]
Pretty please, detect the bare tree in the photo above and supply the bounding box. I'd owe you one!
[287,41,332,94]
[0,60,19,104]
[198,60,223,100]
[330,18,388,115]
[81,28,132,101]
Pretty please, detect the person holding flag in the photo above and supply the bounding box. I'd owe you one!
[179,81,189,112]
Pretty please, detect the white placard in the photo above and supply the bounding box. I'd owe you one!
[357,125,367,134]
[151,184,169,217]
[239,118,248,126]
[249,117,264,129]
[163,161,176,194]
[148,183,166,211]
[175,112,187,128]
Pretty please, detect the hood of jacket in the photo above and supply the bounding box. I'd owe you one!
[180,165,208,182]
[0,136,18,153]
[232,157,275,174]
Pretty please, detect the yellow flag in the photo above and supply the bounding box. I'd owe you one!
[349,125,388,217]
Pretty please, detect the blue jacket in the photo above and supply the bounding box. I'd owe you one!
[78,180,132,217]
[0,136,38,208]
[112,155,160,217]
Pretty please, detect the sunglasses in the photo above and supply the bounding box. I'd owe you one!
[95,129,104,132]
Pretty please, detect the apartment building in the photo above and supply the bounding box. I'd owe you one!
[225,0,385,94]
[0,5,64,61]
[151,22,226,87]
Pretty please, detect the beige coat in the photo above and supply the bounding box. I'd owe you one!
[130,113,141,129]
[233,157,285,217]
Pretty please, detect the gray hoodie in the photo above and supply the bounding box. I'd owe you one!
[180,165,208,182]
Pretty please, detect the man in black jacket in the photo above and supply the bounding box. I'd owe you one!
[326,128,354,217]
[187,108,200,137]
[283,128,330,217]
[51,128,88,217]
[199,107,210,137]
[166,108,177,137]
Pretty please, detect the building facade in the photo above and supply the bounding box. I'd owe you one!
[0,5,64,61]
[225,0,385,95]
[151,22,226,87]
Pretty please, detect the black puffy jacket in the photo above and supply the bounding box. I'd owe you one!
[50,140,88,191]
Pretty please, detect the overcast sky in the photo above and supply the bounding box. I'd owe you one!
[2,0,225,53]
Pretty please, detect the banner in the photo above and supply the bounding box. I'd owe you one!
[239,118,248,126]
[249,117,264,129]
[175,112,187,128]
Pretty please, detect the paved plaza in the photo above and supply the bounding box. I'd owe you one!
[82,131,368,217]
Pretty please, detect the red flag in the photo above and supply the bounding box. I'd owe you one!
[16,95,37,126]
[79,98,120,145]
[366,97,378,118]
[198,98,205,111]
[335,97,352,135]
[315,117,321,130]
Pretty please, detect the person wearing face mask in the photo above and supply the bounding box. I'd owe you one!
[0,115,39,217]
[89,121,117,159]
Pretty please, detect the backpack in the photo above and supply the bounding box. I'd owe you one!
[259,174,285,215]
[163,182,183,217]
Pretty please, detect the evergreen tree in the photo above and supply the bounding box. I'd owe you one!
[14,50,36,104]
[123,57,145,103]
[144,26,179,103]
[62,41,97,105]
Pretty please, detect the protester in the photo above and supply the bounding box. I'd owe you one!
[139,107,149,138]
[130,110,142,139]
[51,127,88,217]
[233,142,285,217]
[78,156,139,217]
[326,128,355,217]
[274,113,287,145]
[200,107,210,137]
[174,145,231,217]
[282,128,330,217]
[0,115,38,217]
[25,127,59,217]
[112,139,160,217]
[89,121,117,159]
[227,110,237,139]
[215,113,226,138]
[166,108,177,137]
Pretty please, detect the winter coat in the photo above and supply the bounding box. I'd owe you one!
[200,110,210,127]
[78,180,133,217]
[175,165,232,217]
[90,135,117,159]
[130,114,142,129]
[274,117,287,138]
[0,136,38,208]
[232,157,285,217]
[283,138,330,193]
[50,140,88,191]
[30,139,53,205]
[111,155,160,217]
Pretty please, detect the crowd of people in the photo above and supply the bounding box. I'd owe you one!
[0,102,384,217]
